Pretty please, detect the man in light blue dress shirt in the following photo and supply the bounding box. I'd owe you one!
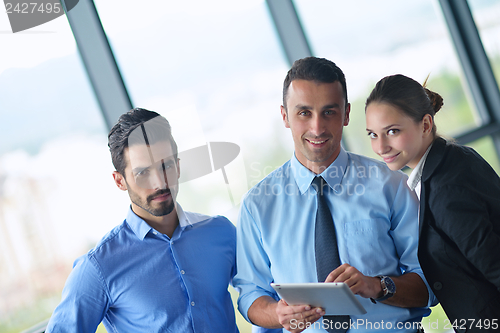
[233,57,436,333]
[46,109,239,332]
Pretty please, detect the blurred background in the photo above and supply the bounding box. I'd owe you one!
[1,0,499,332]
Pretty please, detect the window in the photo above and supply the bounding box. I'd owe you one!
[94,0,291,220]
[0,11,112,333]
[469,0,500,84]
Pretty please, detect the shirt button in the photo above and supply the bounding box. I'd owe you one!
[171,241,174,245]
[180,270,185,275]
[191,301,195,306]
[153,231,158,235]
[433,282,443,290]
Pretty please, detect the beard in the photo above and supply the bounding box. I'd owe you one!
[128,186,176,217]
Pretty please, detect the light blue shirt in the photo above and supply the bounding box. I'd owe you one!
[46,205,239,333]
[234,149,435,333]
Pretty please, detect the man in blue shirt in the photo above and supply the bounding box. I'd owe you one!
[46,108,239,332]
[233,57,435,333]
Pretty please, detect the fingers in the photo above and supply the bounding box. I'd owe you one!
[324,263,351,283]
[276,299,325,333]
[338,268,378,298]
[324,264,382,299]
[345,275,365,294]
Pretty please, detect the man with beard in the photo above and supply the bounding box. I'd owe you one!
[46,108,239,332]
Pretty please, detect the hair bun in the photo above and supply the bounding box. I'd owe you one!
[424,88,444,114]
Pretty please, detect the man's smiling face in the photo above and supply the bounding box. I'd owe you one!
[281,79,350,174]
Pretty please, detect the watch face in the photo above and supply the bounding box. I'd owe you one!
[383,276,396,294]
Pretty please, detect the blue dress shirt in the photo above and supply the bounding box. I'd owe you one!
[234,149,436,333]
[46,205,239,333]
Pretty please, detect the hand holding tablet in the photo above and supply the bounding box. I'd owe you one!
[271,282,367,315]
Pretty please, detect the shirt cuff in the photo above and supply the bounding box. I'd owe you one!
[238,288,279,323]
[414,270,438,308]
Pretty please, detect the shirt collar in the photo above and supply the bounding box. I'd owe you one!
[126,206,153,240]
[176,203,193,227]
[291,148,348,194]
[407,143,433,191]
[176,203,212,227]
[125,203,193,240]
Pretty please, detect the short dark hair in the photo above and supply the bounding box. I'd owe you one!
[282,57,348,110]
[108,108,178,176]
[365,74,443,136]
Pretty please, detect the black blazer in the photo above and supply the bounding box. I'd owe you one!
[418,137,500,332]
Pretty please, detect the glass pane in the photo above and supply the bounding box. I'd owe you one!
[0,11,108,332]
[456,0,500,172]
[294,0,480,161]
[94,0,291,225]
[469,0,500,85]
[467,135,500,174]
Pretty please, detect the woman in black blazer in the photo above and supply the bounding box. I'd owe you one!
[365,74,500,332]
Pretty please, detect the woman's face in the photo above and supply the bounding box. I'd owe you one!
[365,102,428,170]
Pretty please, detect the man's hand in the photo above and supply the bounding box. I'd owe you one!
[276,299,325,333]
[324,264,429,308]
[247,296,324,332]
[324,263,382,299]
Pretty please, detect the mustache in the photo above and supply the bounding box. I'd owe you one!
[147,189,171,202]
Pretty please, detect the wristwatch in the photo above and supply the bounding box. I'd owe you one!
[370,275,396,303]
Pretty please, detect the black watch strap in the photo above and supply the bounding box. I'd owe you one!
[370,275,396,304]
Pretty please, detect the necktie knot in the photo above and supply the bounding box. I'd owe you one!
[312,176,327,196]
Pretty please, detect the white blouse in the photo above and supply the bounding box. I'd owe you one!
[407,143,433,200]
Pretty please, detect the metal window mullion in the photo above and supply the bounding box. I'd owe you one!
[266,0,312,66]
[266,0,350,150]
[438,0,500,159]
[62,0,133,131]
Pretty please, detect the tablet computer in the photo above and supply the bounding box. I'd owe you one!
[270,282,367,315]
